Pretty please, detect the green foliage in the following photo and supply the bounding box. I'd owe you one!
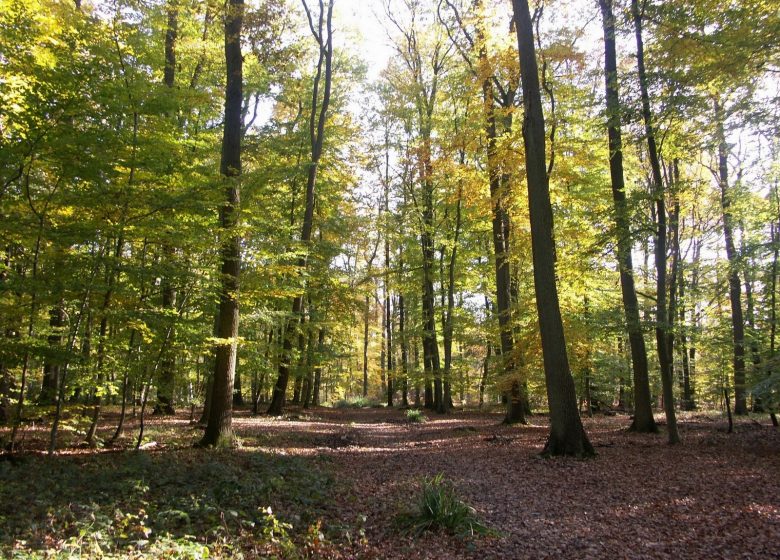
[405,408,427,423]
[751,372,780,413]
[396,474,492,538]
[0,450,331,558]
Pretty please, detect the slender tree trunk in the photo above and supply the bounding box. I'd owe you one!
[768,213,779,426]
[512,0,592,456]
[156,0,179,416]
[312,328,324,406]
[599,0,656,433]
[85,234,125,446]
[49,246,104,454]
[399,290,409,407]
[632,0,679,443]
[714,99,747,414]
[478,27,525,424]
[363,294,370,397]
[268,0,333,416]
[199,0,243,447]
[442,179,463,412]
[678,259,695,411]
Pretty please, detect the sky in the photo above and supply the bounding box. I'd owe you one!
[335,0,395,81]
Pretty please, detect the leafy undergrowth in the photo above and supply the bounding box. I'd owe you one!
[2,407,780,559]
[0,445,338,558]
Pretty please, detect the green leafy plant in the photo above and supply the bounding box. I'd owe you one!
[396,474,493,538]
[405,409,427,423]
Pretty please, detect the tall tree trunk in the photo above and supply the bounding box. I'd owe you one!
[363,294,370,397]
[512,0,592,456]
[678,253,694,411]
[477,20,525,424]
[199,0,243,447]
[312,327,324,406]
[768,219,779,426]
[268,0,333,416]
[442,172,463,412]
[399,289,409,407]
[632,0,680,443]
[714,99,747,415]
[599,0,656,433]
[156,2,180,415]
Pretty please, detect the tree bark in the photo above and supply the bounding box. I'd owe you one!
[268,0,333,416]
[598,0,656,433]
[199,0,243,447]
[632,0,680,444]
[156,1,182,415]
[714,99,747,415]
[512,0,592,456]
[39,306,64,404]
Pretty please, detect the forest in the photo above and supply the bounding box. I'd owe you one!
[1,0,779,558]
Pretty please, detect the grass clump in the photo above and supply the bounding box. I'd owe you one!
[405,409,427,423]
[397,474,492,538]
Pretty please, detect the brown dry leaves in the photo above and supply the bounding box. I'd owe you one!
[3,407,779,559]
[240,408,780,559]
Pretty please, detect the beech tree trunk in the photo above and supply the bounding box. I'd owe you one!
[599,0,656,433]
[268,0,333,416]
[632,0,679,444]
[714,99,747,415]
[199,0,243,447]
[511,0,593,456]
[156,0,179,416]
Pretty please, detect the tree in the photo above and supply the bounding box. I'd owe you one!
[597,0,656,433]
[268,0,334,416]
[510,0,593,456]
[631,0,680,444]
[199,0,244,447]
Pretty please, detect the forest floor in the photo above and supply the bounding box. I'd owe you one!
[1,405,779,559]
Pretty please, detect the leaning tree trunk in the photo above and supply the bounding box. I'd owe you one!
[632,0,680,444]
[599,0,656,433]
[198,0,243,447]
[511,0,593,457]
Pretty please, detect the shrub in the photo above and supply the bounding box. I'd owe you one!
[396,474,492,538]
[406,409,427,423]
